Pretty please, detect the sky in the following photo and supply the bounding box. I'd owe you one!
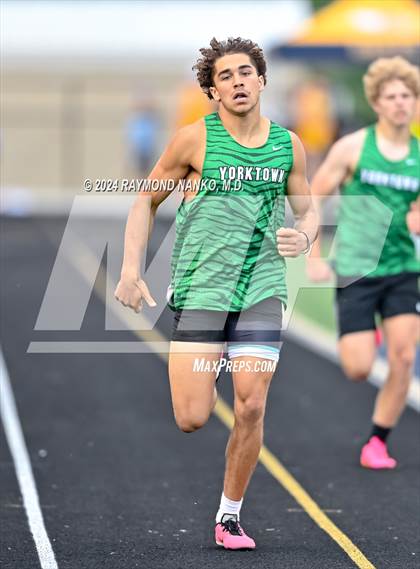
[1,0,310,60]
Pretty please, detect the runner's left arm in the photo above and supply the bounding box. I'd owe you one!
[276,132,319,258]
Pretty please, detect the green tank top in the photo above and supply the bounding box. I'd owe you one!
[167,112,293,311]
[336,125,419,278]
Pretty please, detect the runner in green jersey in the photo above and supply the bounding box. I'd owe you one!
[115,37,318,549]
[307,56,420,470]
[167,111,292,312]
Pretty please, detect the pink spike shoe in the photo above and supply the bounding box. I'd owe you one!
[360,436,397,469]
[215,514,256,550]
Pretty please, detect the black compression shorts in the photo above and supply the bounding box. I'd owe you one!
[171,296,283,349]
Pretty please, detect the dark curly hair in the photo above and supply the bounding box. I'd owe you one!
[193,37,267,100]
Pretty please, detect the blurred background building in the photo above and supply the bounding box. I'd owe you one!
[1,0,308,213]
[1,0,419,215]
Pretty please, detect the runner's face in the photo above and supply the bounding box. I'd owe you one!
[210,53,264,114]
[373,79,417,127]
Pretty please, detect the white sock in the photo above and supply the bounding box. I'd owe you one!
[215,492,243,523]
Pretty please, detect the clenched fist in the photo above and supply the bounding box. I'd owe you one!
[276,227,308,258]
[114,277,157,313]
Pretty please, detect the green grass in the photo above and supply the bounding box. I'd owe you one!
[285,250,337,334]
[293,285,336,333]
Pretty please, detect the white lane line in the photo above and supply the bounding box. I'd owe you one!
[0,348,58,569]
[287,314,420,413]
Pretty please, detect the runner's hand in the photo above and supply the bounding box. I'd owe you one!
[276,227,307,258]
[114,277,157,313]
[306,258,334,282]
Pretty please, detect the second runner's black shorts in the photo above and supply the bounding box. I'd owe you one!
[336,271,419,337]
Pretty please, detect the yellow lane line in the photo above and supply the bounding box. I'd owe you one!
[215,398,375,569]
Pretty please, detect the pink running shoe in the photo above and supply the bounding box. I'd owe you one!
[215,514,256,550]
[360,436,397,469]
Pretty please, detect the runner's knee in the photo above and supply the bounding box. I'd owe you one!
[342,361,371,382]
[174,410,210,433]
[388,345,415,372]
[234,396,266,424]
[340,344,374,382]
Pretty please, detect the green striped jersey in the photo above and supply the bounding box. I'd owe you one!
[167,112,293,311]
[336,125,419,278]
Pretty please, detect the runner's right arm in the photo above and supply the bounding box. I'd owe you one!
[114,124,197,312]
[406,195,420,235]
[306,135,353,281]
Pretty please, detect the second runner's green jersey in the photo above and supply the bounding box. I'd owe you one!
[168,112,294,311]
[336,125,419,278]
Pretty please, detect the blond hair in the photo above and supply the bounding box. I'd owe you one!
[363,56,420,106]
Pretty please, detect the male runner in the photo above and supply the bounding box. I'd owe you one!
[115,37,318,549]
[307,56,419,469]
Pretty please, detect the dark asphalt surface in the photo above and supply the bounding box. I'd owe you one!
[1,216,419,569]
